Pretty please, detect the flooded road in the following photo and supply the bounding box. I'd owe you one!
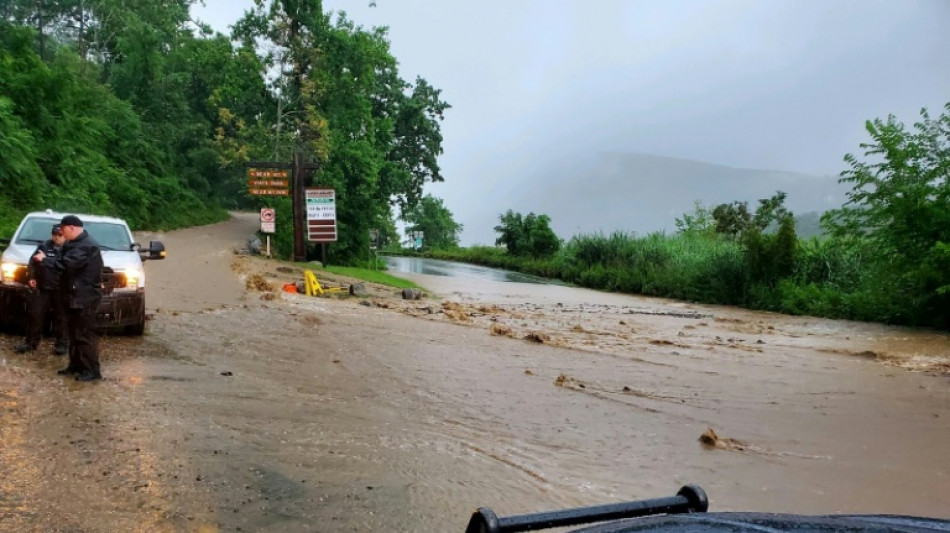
[1,212,949,532]
[383,255,564,285]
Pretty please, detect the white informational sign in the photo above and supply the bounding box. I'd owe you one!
[306,188,337,242]
[260,221,276,233]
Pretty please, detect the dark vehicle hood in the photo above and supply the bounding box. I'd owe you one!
[572,513,950,533]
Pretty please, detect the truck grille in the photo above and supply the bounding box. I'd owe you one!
[101,267,119,294]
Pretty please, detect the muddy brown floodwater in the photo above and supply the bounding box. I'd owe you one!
[1,212,948,532]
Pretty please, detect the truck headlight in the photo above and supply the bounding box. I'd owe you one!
[119,268,142,288]
[1,263,25,283]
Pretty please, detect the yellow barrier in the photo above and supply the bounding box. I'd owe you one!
[304,270,347,297]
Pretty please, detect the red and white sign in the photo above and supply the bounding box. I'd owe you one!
[260,208,276,233]
[305,188,337,242]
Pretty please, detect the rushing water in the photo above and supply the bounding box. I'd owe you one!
[384,255,565,285]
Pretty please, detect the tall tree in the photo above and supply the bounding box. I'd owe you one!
[494,210,560,258]
[712,191,789,238]
[403,194,462,250]
[230,2,449,263]
[823,103,950,325]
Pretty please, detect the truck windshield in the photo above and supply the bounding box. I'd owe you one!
[16,218,132,251]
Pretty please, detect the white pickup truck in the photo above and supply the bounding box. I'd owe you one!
[0,210,165,335]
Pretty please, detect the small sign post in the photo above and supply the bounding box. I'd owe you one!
[260,208,275,257]
[369,229,379,269]
[408,230,424,251]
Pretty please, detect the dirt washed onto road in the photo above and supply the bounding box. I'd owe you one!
[1,212,949,533]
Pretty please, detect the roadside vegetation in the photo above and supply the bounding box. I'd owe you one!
[1,1,448,265]
[414,104,950,330]
[3,4,946,328]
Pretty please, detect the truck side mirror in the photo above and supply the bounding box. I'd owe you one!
[144,241,166,261]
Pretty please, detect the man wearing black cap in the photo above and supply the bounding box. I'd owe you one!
[33,215,104,382]
[15,224,68,355]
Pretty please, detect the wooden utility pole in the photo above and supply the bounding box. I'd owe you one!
[292,151,306,262]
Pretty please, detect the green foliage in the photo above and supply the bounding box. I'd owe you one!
[823,103,950,327]
[711,201,752,237]
[0,96,45,233]
[674,200,714,235]
[3,1,448,261]
[423,105,949,330]
[741,215,797,287]
[712,191,789,238]
[0,20,226,232]
[320,265,420,288]
[403,194,462,250]
[563,231,748,304]
[230,3,449,264]
[494,210,561,258]
[935,242,950,296]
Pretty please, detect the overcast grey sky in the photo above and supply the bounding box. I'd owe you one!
[193,0,950,245]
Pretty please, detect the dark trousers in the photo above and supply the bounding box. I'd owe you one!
[66,302,100,375]
[25,289,68,348]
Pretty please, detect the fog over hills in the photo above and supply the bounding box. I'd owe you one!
[467,152,850,244]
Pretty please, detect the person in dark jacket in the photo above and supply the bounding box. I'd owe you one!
[33,215,104,382]
[15,224,68,355]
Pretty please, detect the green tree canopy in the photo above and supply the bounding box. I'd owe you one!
[0,19,225,232]
[230,1,449,263]
[822,103,950,325]
[712,191,790,238]
[494,210,560,258]
[403,194,462,250]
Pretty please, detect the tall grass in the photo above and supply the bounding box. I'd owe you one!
[416,230,946,329]
[563,232,748,304]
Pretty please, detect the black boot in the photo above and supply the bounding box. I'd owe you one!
[57,367,80,375]
[54,341,68,356]
[75,370,102,382]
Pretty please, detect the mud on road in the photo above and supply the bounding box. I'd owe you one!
[1,212,949,532]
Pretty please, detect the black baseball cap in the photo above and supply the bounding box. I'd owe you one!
[51,224,63,235]
[59,215,83,227]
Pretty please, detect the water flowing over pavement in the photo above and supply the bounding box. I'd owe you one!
[1,212,948,532]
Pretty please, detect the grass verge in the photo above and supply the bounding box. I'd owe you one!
[290,262,421,290]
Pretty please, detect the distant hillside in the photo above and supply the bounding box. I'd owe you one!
[502,152,848,240]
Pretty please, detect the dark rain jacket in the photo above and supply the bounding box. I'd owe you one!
[43,230,103,309]
[26,239,64,291]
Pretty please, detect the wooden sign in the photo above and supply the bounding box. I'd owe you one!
[249,188,289,196]
[248,179,288,188]
[247,169,289,179]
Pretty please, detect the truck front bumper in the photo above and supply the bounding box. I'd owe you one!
[0,284,144,330]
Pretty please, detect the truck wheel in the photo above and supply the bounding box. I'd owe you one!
[125,308,146,336]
